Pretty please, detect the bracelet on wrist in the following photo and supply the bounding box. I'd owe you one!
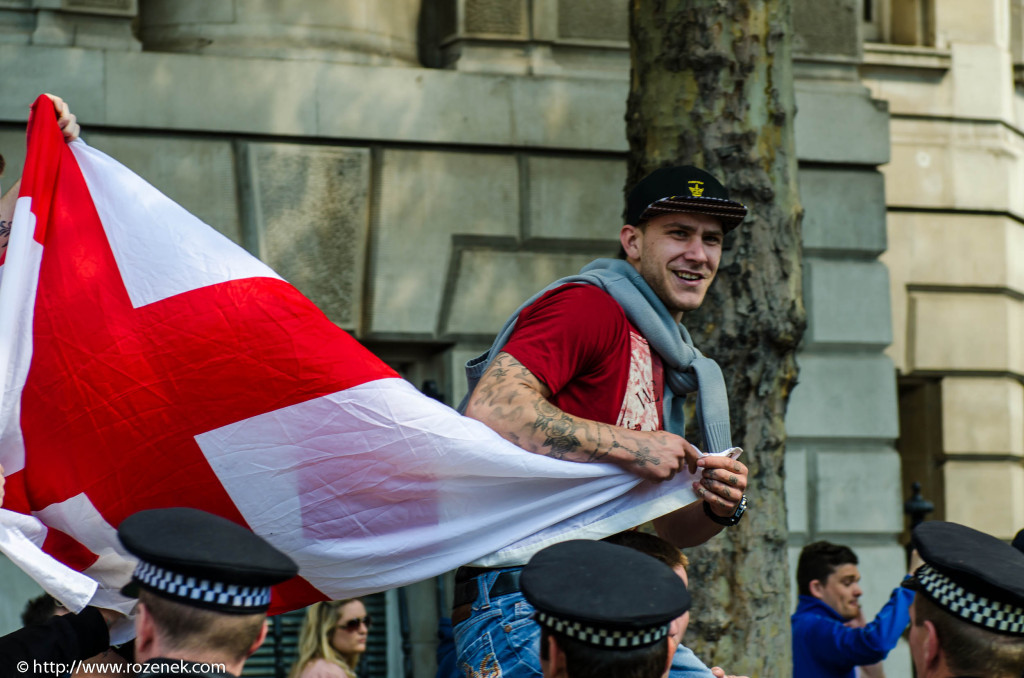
[702,493,747,526]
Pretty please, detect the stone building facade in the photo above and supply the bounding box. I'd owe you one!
[861,0,1024,541]
[0,1,1018,677]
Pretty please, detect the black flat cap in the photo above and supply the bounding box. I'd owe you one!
[521,540,689,649]
[118,508,298,614]
[909,521,1024,635]
[626,166,748,233]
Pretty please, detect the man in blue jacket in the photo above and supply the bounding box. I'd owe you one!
[792,541,921,678]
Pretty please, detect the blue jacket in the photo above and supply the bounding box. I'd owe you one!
[791,587,915,678]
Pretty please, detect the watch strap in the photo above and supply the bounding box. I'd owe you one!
[702,493,747,526]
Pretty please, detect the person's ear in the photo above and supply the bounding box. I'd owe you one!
[663,636,676,676]
[921,620,941,674]
[134,603,157,661]
[808,579,825,599]
[246,620,269,658]
[545,635,569,678]
[620,224,643,261]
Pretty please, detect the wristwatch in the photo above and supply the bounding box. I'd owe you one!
[703,493,747,526]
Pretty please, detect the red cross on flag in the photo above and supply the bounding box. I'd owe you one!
[0,96,698,617]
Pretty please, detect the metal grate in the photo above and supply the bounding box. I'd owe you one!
[243,593,388,678]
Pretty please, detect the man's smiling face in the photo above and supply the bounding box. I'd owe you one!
[620,211,724,320]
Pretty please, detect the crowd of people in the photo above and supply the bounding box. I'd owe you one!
[0,97,1022,678]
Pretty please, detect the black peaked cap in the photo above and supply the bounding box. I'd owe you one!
[522,539,689,649]
[118,507,298,614]
[626,166,747,232]
[910,521,1024,635]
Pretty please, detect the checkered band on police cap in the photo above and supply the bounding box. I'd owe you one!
[916,563,1024,635]
[118,507,298,614]
[133,560,272,611]
[536,611,671,649]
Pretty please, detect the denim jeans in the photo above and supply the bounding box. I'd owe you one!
[452,568,541,678]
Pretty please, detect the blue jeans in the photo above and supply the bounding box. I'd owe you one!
[452,569,541,678]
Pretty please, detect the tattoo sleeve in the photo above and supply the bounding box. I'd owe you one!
[465,352,659,469]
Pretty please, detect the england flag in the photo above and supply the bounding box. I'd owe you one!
[0,95,699,618]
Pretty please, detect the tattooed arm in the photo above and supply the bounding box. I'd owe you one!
[465,351,750,547]
[464,351,701,482]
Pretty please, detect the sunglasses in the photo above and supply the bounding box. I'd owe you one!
[334,615,372,632]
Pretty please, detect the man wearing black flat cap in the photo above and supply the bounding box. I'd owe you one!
[454,166,750,678]
[906,521,1024,678]
[521,539,690,678]
[117,507,298,677]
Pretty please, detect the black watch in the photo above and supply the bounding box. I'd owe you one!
[702,494,747,526]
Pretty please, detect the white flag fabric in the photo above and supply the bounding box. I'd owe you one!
[0,96,699,615]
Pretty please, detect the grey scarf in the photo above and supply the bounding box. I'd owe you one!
[460,258,733,453]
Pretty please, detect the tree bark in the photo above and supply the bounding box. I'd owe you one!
[627,1,805,675]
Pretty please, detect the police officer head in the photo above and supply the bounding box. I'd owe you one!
[906,521,1024,678]
[521,539,690,678]
[118,508,298,675]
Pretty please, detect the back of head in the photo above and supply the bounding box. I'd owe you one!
[290,600,360,678]
[523,540,689,678]
[117,508,298,667]
[912,594,1024,677]
[21,593,59,626]
[907,521,1024,677]
[796,541,857,596]
[602,530,687,570]
[539,626,668,678]
[139,589,266,664]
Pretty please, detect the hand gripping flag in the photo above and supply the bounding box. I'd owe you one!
[0,96,700,616]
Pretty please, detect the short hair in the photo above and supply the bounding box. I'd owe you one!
[21,594,59,626]
[540,626,668,678]
[139,589,266,663]
[603,530,689,570]
[796,541,858,596]
[913,594,1024,676]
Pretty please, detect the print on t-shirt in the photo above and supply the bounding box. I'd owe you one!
[616,330,660,431]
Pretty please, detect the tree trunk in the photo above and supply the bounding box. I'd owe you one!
[627,1,805,675]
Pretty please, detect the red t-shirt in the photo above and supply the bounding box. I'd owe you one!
[501,284,664,431]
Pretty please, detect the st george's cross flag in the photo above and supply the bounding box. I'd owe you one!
[0,96,700,617]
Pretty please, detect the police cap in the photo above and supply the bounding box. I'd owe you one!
[521,539,689,649]
[909,521,1024,636]
[118,507,298,614]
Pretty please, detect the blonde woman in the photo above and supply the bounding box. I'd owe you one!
[291,599,371,678]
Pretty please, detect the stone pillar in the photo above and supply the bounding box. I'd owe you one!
[1,0,140,50]
[788,1,910,676]
[138,0,421,66]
